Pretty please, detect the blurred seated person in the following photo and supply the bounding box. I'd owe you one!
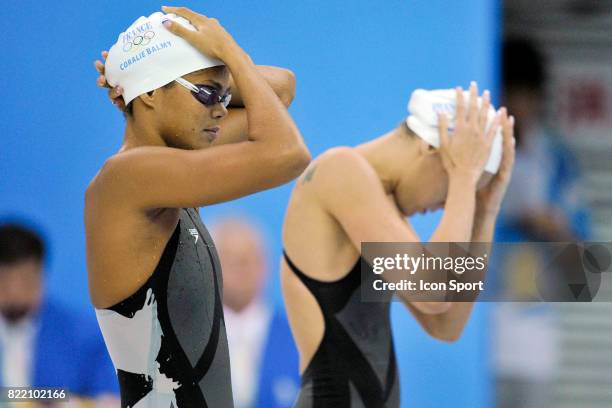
[0,222,119,407]
[214,217,299,408]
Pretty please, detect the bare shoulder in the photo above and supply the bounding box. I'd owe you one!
[284,147,366,237]
[84,153,126,202]
[84,147,163,209]
[296,146,380,207]
[296,146,376,193]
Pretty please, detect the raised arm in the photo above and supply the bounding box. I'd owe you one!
[307,149,460,316]
[404,112,515,342]
[304,84,501,320]
[228,65,296,107]
[95,60,296,146]
[428,85,499,242]
[217,65,296,145]
[91,7,310,210]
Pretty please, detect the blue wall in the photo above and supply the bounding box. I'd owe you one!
[0,1,498,406]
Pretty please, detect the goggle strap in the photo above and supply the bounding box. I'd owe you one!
[174,78,200,93]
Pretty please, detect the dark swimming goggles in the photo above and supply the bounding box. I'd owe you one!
[175,77,232,108]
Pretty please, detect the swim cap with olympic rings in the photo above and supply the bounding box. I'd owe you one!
[105,11,224,105]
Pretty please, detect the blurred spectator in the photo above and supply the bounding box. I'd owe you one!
[497,37,590,242]
[0,223,119,407]
[493,38,591,408]
[214,218,299,408]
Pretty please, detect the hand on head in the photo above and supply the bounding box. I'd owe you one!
[475,108,516,215]
[94,50,125,111]
[94,6,238,113]
[160,6,237,61]
[437,82,504,184]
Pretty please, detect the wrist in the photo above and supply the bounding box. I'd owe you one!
[475,206,499,221]
[217,41,248,65]
[476,194,503,216]
[449,170,479,189]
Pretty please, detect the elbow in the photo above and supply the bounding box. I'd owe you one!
[412,301,452,315]
[285,143,311,178]
[429,320,464,342]
[410,301,464,342]
[431,329,462,343]
[423,317,464,343]
[263,140,311,185]
[277,68,296,107]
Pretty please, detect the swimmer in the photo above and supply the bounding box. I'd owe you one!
[281,83,515,407]
[85,7,310,407]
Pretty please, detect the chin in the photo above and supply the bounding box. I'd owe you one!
[189,138,212,150]
[398,206,414,217]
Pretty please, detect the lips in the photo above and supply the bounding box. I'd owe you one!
[203,127,220,143]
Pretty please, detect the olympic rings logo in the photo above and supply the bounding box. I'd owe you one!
[123,31,156,52]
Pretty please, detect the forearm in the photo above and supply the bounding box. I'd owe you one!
[407,201,497,341]
[430,174,478,243]
[229,65,296,107]
[215,66,296,146]
[472,209,497,242]
[427,302,477,341]
[425,211,498,340]
[397,174,478,314]
[221,45,301,145]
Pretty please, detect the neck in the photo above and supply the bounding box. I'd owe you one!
[354,126,418,195]
[120,114,166,153]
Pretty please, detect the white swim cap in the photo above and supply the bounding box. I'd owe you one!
[105,11,224,105]
[406,89,503,174]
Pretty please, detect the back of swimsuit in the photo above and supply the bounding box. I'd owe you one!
[283,251,399,408]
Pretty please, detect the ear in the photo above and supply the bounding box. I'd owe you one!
[137,89,158,110]
[417,138,437,156]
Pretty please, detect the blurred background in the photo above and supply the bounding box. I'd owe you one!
[0,0,610,407]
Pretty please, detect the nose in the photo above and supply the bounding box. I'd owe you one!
[211,103,228,120]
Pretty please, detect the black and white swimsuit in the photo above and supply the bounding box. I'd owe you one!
[283,251,399,408]
[95,208,233,408]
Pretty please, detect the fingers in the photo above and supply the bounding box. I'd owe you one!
[467,81,478,123]
[159,13,196,41]
[162,6,200,24]
[113,99,126,111]
[108,87,126,111]
[95,50,109,87]
[479,90,490,131]
[95,60,105,75]
[438,113,450,150]
[500,113,516,173]
[455,87,465,124]
[95,50,109,74]
[93,48,124,108]
[485,108,504,143]
[108,86,123,100]
[96,74,107,88]
[503,111,515,142]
